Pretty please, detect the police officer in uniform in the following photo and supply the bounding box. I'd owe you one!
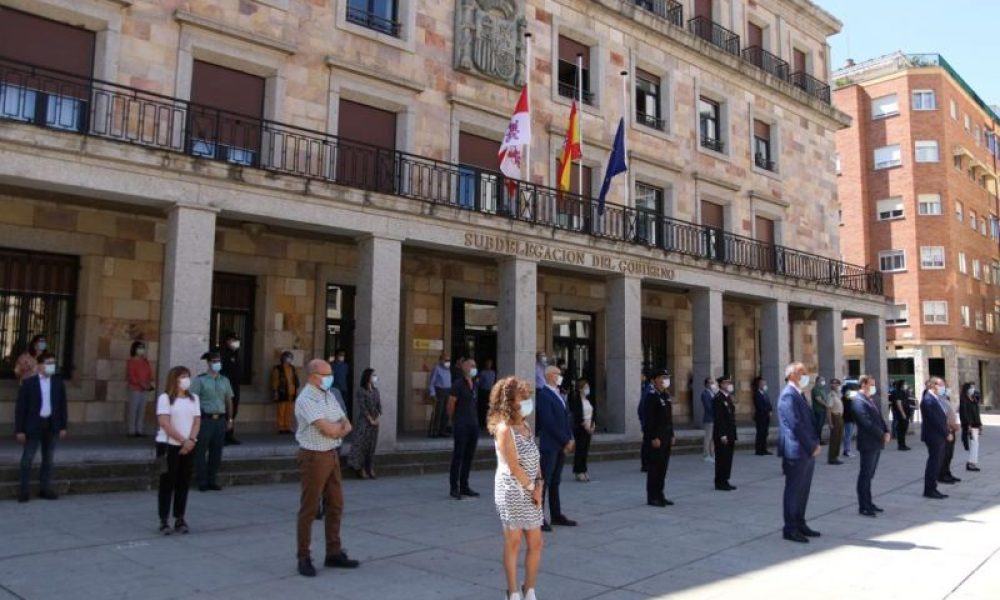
[713,375,738,491]
[642,369,675,507]
[220,333,243,445]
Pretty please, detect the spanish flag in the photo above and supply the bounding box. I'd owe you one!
[556,100,582,193]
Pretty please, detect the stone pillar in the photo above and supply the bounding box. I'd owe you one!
[606,275,643,438]
[497,257,537,388]
[816,308,844,381]
[760,300,790,409]
[158,205,217,385]
[863,315,888,411]
[691,288,724,424]
[355,235,402,451]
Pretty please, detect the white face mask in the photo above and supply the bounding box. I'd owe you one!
[229,341,240,350]
[799,375,811,388]
[372,375,379,384]
[583,386,591,396]
[538,356,547,364]
[556,375,564,387]
[762,384,768,392]
[868,385,877,396]
[178,377,192,391]
[520,398,534,417]
[725,384,734,394]
[710,383,719,392]
[443,361,451,368]
[469,368,478,378]
[664,379,671,389]
[136,347,146,356]
[43,363,56,376]
[969,387,977,395]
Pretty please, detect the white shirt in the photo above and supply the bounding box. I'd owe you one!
[156,393,201,446]
[581,398,594,428]
[39,375,52,418]
[295,384,346,451]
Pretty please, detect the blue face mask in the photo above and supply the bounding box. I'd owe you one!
[520,398,534,417]
[469,368,478,378]
[320,375,334,391]
[210,362,222,373]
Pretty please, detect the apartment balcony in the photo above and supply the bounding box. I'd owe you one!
[345,5,401,38]
[636,110,666,131]
[0,58,883,296]
[633,0,683,27]
[742,46,789,81]
[790,71,831,104]
[754,153,776,172]
[687,16,740,57]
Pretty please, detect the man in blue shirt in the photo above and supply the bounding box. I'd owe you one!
[700,377,717,463]
[331,349,351,418]
[427,352,452,438]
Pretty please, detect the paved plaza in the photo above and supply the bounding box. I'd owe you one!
[1,418,998,600]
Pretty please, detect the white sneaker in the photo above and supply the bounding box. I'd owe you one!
[704,456,715,464]
[507,593,522,600]
[523,588,537,600]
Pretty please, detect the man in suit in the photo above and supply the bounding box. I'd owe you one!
[537,365,576,531]
[220,333,243,445]
[777,361,821,543]
[712,375,738,491]
[753,376,773,455]
[642,369,675,506]
[851,375,889,517]
[938,385,962,485]
[920,377,951,499]
[15,352,68,503]
[889,380,911,451]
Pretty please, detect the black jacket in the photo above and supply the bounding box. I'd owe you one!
[712,391,737,443]
[567,390,596,431]
[642,388,673,443]
[753,389,772,420]
[15,375,68,434]
[960,394,983,430]
[220,346,243,389]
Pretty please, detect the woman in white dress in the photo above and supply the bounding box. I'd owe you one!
[489,376,545,600]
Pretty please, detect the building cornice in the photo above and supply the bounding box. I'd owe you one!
[326,55,425,94]
[173,10,298,55]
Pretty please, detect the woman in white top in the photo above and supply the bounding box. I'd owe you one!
[490,377,544,600]
[156,366,201,535]
[568,378,596,482]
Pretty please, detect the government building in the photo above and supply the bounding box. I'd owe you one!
[0,0,888,448]
[835,52,1000,402]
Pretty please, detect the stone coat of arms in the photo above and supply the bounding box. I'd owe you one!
[455,0,526,87]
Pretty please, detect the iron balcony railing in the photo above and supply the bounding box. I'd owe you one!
[0,57,883,295]
[634,0,684,28]
[687,16,740,57]
[346,5,401,38]
[636,111,666,131]
[557,81,595,105]
[790,71,831,104]
[742,45,789,82]
[754,153,775,171]
[701,135,724,153]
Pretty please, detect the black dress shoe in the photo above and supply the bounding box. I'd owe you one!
[39,490,58,500]
[715,484,735,491]
[726,484,737,491]
[859,509,877,517]
[828,460,844,465]
[764,451,774,455]
[871,505,884,512]
[899,446,911,451]
[17,492,29,503]
[799,526,821,538]
[662,498,674,506]
[324,551,360,569]
[647,499,667,507]
[552,515,577,527]
[449,489,462,500]
[937,478,956,485]
[298,558,317,577]
[460,488,480,498]
[949,475,961,482]
[967,464,981,472]
[923,491,948,499]
[783,531,809,543]
[541,521,552,532]
[206,484,223,491]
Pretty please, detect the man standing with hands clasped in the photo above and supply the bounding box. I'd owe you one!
[537,365,576,532]
[920,377,951,499]
[777,362,822,543]
[851,375,889,517]
[643,369,675,507]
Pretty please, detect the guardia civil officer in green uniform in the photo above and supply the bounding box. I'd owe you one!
[190,350,234,491]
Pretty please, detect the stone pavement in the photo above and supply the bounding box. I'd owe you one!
[1,417,998,600]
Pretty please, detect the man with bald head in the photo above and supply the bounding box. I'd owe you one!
[294,359,359,577]
[536,364,576,531]
[777,361,821,543]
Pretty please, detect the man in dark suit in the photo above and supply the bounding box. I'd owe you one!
[851,375,889,516]
[920,377,951,499]
[753,376,773,455]
[15,352,68,503]
[537,365,576,531]
[220,333,243,445]
[777,361,821,543]
[642,369,675,507]
[712,375,738,491]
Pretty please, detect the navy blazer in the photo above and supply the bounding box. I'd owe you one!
[536,385,573,453]
[15,375,68,435]
[777,383,818,460]
[851,393,888,452]
[753,389,772,419]
[920,391,949,443]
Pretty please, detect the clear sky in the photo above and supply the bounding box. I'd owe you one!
[819,0,1000,107]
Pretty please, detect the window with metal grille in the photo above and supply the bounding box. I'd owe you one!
[635,69,664,130]
[346,0,400,37]
[210,272,256,383]
[557,36,593,104]
[0,248,78,379]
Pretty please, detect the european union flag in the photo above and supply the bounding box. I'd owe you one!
[597,117,627,215]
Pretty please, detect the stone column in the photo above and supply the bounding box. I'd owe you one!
[158,205,217,385]
[760,300,790,408]
[355,235,402,451]
[606,275,643,438]
[497,257,537,388]
[863,315,888,410]
[691,288,724,424]
[816,308,844,380]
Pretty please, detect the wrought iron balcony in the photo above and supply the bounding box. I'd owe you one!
[687,16,740,57]
[0,58,883,296]
[346,5,401,38]
[633,0,683,28]
[701,136,724,153]
[790,71,831,104]
[742,46,789,81]
[636,111,666,131]
[754,153,775,171]
[557,81,595,105]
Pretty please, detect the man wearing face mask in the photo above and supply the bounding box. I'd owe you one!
[190,351,234,492]
[220,333,243,446]
[447,358,481,500]
[826,379,845,465]
[537,365,576,530]
[889,380,911,451]
[294,359,358,577]
[427,352,453,438]
[643,370,675,506]
[851,375,889,517]
[938,381,962,485]
[712,376,738,491]
[920,377,951,499]
[700,377,717,463]
[753,377,773,456]
[15,352,68,503]
[777,362,822,543]
[810,376,830,441]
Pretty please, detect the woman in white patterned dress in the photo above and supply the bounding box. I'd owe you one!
[489,376,545,600]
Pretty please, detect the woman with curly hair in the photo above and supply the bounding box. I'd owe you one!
[489,376,544,600]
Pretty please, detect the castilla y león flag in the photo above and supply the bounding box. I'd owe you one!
[498,86,531,192]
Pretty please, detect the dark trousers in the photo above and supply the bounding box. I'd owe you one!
[828,414,844,463]
[812,408,827,440]
[645,441,672,501]
[449,424,478,491]
[893,412,910,447]
[856,449,881,511]
[939,437,956,479]
[19,419,56,495]
[477,389,490,429]
[540,448,566,520]
[782,456,815,535]
[297,449,344,561]
[640,437,650,471]
[714,440,734,487]
[924,438,945,494]
[572,427,592,474]
[195,418,225,486]
[754,415,770,454]
[158,444,193,521]
[225,393,240,442]
[429,387,450,437]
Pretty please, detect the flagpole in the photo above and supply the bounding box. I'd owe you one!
[620,70,630,209]
[524,32,532,186]
[576,53,584,202]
